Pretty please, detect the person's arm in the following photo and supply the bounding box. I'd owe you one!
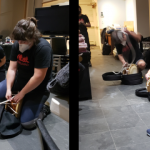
[6,61,18,100]
[0,56,6,67]
[81,22,91,27]
[124,28,142,42]
[80,15,91,27]
[118,54,127,66]
[115,44,127,66]
[12,68,48,103]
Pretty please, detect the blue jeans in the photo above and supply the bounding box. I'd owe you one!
[0,79,50,124]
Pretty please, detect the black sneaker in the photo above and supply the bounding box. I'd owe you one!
[88,61,92,67]
[39,101,51,120]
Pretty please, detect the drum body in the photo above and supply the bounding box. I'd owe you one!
[5,91,23,118]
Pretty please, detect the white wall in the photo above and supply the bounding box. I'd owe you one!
[97,0,126,29]
[58,1,69,5]
[42,0,69,7]
[125,0,134,21]
[97,0,139,34]
[125,0,137,33]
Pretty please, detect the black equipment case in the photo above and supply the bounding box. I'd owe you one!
[102,71,143,85]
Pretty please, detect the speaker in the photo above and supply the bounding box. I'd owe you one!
[50,37,67,55]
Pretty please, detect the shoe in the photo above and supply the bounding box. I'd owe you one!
[88,61,92,67]
[147,129,150,136]
[39,101,51,120]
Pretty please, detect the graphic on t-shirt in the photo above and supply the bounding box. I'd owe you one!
[79,18,84,22]
[17,54,29,66]
[122,45,129,53]
[122,45,130,62]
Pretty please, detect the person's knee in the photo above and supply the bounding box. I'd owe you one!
[0,79,7,100]
[137,60,146,70]
[21,118,38,130]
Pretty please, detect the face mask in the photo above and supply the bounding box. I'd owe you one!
[117,31,127,46]
[19,44,30,53]
[121,40,126,46]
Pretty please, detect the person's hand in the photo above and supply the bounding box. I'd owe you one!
[124,28,130,34]
[80,20,85,25]
[122,62,129,68]
[79,21,82,25]
[5,90,12,100]
[145,73,150,81]
[11,91,25,103]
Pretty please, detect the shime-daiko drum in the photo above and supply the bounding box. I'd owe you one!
[5,91,23,118]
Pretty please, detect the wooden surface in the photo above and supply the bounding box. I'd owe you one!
[105,33,115,55]
[124,21,134,31]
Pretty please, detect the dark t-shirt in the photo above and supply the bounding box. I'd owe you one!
[79,14,90,33]
[10,38,53,92]
[115,35,142,64]
[0,46,6,71]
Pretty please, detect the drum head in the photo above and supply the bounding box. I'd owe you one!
[128,64,138,74]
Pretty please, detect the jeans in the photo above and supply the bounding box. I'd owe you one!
[0,79,50,125]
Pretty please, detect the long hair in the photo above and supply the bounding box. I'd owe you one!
[111,30,123,45]
[11,17,42,44]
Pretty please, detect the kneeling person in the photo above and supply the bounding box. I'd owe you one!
[111,29,146,72]
[0,17,53,129]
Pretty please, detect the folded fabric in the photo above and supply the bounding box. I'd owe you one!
[79,49,87,53]
[79,34,84,37]
[79,37,85,42]
[79,42,87,47]
[79,46,87,50]
[79,33,87,53]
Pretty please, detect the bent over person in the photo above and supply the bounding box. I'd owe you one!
[0,17,53,129]
[111,29,146,71]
